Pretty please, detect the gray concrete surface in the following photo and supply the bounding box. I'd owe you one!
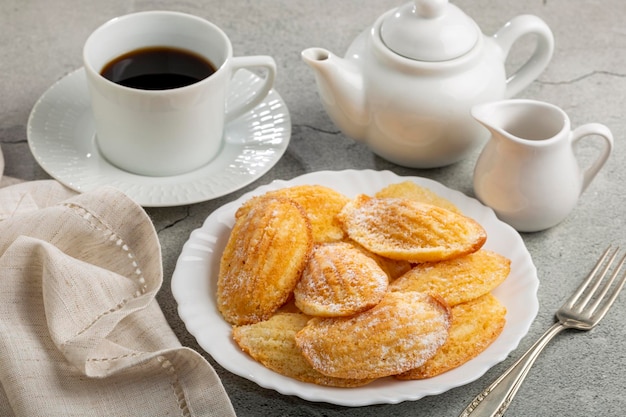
[1,0,625,416]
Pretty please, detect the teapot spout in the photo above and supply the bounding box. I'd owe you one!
[301,48,368,140]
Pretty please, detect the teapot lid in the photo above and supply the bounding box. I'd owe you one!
[380,0,479,61]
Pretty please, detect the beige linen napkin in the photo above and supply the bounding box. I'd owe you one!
[0,177,236,416]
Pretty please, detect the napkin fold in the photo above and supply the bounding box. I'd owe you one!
[0,175,236,416]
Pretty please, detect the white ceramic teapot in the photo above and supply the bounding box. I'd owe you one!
[302,0,554,168]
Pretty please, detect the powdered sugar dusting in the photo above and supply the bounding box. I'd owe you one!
[338,195,486,262]
[294,242,388,316]
[296,291,450,379]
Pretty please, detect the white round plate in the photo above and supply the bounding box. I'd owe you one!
[171,169,538,406]
[26,68,291,207]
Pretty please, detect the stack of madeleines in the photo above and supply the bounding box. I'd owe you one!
[216,181,510,387]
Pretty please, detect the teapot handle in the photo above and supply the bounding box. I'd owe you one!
[494,15,554,98]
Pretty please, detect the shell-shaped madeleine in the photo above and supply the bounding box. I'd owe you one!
[396,293,507,379]
[336,195,486,263]
[295,291,451,380]
[374,181,462,214]
[218,197,312,325]
[390,249,511,306]
[236,185,349,243]
[294,242,388,317]
[232,313,375,387]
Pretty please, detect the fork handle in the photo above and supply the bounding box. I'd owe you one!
[459,323,565,417]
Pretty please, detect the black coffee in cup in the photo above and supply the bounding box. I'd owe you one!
[101,46,216,90]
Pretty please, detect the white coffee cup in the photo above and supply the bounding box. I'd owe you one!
[83,11,276,177]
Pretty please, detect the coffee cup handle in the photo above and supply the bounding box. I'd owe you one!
[571,123,614,193]
[225,55,277,122]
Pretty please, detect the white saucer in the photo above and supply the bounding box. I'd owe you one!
[27,68,291,207]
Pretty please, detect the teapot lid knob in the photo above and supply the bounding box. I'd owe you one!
[380,0,479,61]
[415,0,446,18]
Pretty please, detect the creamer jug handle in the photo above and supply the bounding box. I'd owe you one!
[494,15,554,98]
[571,123,614,193]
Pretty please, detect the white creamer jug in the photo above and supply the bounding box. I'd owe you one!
[472,99,614,232]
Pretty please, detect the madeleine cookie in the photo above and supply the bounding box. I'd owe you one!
[337,195,486,263]
[390,249,511,306]
[236,185,349,243]
[375,181,461,214]
[295,291,451,379]
[294,242,388,317]
[396,293,506,379]
[233,313,374,387]
[218,197,313,325]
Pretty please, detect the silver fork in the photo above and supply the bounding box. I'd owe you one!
[459,246,626,417]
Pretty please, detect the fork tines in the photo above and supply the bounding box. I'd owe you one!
[567,246,626,319]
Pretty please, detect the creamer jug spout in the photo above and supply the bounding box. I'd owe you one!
[301,48,368,141]
[470,101,515,140]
